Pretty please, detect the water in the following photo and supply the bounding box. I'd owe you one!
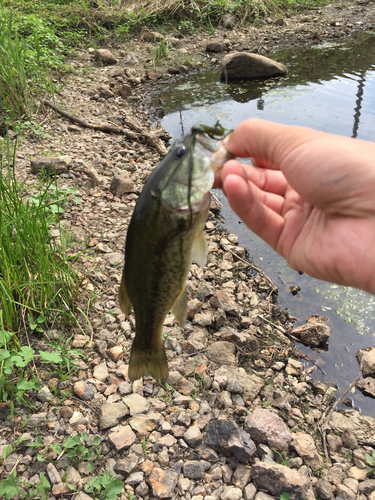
[147,31,375,414]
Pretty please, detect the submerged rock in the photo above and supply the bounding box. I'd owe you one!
[220,52,287,80]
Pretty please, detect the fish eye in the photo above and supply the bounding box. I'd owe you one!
[174,145,186,159]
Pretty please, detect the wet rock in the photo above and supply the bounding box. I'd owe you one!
[291,320,330,347]
[148,466,180,499]
[110,171,135,196]
[357,347,375,376]
[31,156,71,175]
[251,462,311,500]
[285,359,304,376]
[183,460,206,479]
[95,49,118,64]
[73,381,94,401]
[291,432,323,472]
[205,419,256,462]
[245,408,292,452]
[122,393,150,415]
[357,377,375,398]
[220,52,287,80]
[330,411,375,445]
[99,402,128,429]
[108,425,136,451]
[207,341,236,365]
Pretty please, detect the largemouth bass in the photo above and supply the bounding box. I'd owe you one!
[119,123,234,383]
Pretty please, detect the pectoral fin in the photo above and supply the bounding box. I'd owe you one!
[119,273,132,316]
[192,230,208,267]
[171,286,188,326]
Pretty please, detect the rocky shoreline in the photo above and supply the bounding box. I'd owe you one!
[1,2,375,499]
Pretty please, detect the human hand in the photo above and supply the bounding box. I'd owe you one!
[215,119,375,294]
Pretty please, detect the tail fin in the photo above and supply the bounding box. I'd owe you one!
[128,344,168,384]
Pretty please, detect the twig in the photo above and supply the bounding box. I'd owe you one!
[318,363,363,462]
[42,100,167,156]
[225,246,278,293]
[70,395,100,417]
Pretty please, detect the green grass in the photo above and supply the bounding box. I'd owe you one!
[0,137,83,400]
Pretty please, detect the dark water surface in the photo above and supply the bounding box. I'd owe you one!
[147,32,375,415]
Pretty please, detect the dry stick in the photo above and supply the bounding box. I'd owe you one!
[42,100,167,156]
[318,363,363,462]
[70,395,100,417]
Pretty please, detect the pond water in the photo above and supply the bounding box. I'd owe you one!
[147,31,375,415]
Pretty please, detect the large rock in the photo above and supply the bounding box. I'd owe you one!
[357,347,375,377]
[122,393,150,415]
[205,419,256,463]
[220,52,287,80]
[357,377,375,398]
[291,432,323,472]
[94,49,117,65]
[251,462,311,500]
[291,321,330,347]
[214,366,263,400]
[31,156,71,175]
[244,408,292,452]
[330,411,375,446]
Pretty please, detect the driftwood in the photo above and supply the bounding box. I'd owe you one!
[43,100,168,156]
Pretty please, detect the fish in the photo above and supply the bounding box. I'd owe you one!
[119,123,234,383]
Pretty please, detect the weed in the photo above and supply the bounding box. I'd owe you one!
[84,471,124,500]
[0,471,50,500]
[272,448,290,467]
[366,449,375,475]
[280,494,290,500]
[141,435,148,456]
[153,39,170,65]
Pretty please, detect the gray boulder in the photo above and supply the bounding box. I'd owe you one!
[220,52,287,80]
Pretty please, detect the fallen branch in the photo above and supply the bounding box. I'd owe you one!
[318,363,363,462]
[43,100,168,156]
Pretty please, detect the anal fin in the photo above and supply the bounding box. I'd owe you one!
[119,273,132,316]
[192,230,208,267]
[171,286,188,326]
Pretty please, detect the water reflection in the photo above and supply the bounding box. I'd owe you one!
[147,31,375,414]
